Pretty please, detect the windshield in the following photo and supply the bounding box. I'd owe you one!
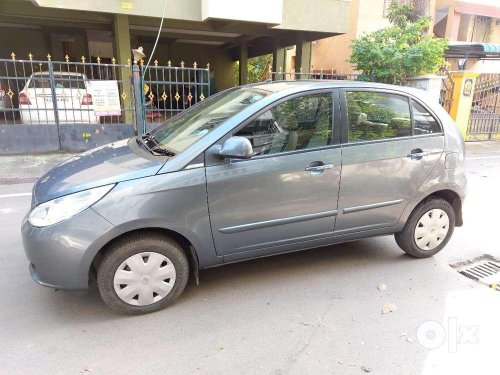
[149,87,270,154]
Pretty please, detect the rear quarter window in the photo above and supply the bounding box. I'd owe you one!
[411,100,442,135]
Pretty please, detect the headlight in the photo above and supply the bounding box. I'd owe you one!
[29,184,115,227]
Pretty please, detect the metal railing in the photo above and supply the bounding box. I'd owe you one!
[467,73,500,139]
[0,53,213,153]
[0,54,135,127]
[438,67,454,113]
[141,60,210,127]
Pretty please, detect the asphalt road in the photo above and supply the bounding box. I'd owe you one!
[0,143,499,375]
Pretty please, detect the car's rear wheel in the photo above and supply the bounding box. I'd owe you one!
[395,198,455,258]
[97,233,189,314]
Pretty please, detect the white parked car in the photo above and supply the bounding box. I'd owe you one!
[0,81,14,120]
[19,72,99,124]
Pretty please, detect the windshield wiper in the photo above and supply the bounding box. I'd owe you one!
[141,133,158,147]
[151,147,176,157]
[136,137,152,153]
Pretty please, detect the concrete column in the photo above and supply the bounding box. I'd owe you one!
[238,42,248,85]
[449,71,479,140]
[444,7,461,41]
[113,14,131,65]
[49,34,64,61]
[272,38,286,77]
[295,35,312,76]
[113,14,133,124]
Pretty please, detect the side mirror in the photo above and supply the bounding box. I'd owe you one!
[218,136,253,159]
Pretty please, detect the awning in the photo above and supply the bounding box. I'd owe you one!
[455,0,500,19]
[446,42,500,59]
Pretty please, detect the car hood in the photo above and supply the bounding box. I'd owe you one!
[33,139,165,205]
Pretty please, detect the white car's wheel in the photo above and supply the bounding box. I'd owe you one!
[395,198,455,258]
[97,233,189,314]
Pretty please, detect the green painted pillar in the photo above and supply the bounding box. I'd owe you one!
[295,35,312,77]
[114,14,131,65]
[272,41,286,80]
[113,14,133,124]
[239,42,248,85]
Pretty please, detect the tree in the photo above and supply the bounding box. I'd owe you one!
[413,0,431,18]
[234,54,272,86]
[350,2,446,84]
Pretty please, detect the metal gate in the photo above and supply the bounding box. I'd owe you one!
[141,60,210,133]
[438,67,454,113]
[467,73,500,140]
[0,54,211,154]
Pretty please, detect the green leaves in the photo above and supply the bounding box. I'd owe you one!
[350,3,447,85]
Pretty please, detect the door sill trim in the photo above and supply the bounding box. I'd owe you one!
[219,210,338,234]
[342,199,404,214]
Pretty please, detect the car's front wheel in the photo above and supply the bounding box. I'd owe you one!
[395,198,455,258]
[97,233,189,314]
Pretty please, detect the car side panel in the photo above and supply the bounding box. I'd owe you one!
[396,151,467,229]
[92,168,221,269]
[335,135,444,234]
[21,208,124,290]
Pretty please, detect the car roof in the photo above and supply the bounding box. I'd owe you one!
[248,80,427,98]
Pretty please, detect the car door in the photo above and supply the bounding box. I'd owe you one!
[334,89,445,235]
[205,91,342,257]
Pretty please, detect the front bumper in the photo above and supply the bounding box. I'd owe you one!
[22,208,121,290]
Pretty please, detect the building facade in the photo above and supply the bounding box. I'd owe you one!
[309,0,500,74]
[0,0,351,90]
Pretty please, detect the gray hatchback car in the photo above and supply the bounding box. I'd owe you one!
[22,81,466,314]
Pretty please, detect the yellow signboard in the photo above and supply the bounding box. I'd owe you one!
[121,2,133,10]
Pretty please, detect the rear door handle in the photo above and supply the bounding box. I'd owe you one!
[305,162,334,174]
[407,148,429,159]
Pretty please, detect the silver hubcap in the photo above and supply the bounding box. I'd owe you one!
[414,209,450,251]
[113,252,176,306]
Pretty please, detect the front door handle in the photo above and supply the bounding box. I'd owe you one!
[305,162,334,175]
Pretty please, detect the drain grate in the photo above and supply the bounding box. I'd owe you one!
[451,255,500,291]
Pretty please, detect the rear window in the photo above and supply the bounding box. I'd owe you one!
[28,75,86,90]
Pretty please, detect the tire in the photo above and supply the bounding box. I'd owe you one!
[395,198,455,258]
[97,233,189,315]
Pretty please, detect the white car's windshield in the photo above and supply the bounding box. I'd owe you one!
[149,87,270,155]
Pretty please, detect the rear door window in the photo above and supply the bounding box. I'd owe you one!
[346,91,412,142]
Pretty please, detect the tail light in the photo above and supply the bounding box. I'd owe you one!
[19,92,31,105]
[81,93,93,105]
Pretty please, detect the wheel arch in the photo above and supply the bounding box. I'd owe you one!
[90,227,201,286]
[426,189,463,226]
[400,188,463,229]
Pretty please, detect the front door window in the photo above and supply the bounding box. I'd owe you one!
[236,93,333,155]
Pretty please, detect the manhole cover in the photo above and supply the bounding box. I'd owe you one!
[451,255,500,291]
